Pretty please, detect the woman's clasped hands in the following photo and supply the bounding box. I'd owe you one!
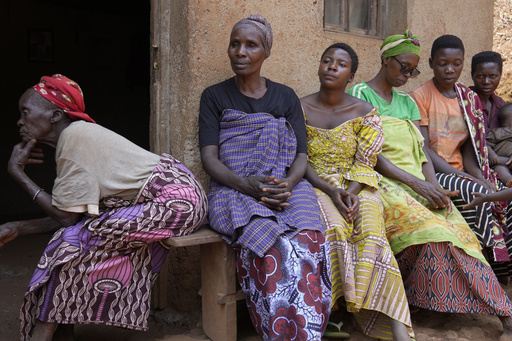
[327,187,359,222]
[242,175,292,211]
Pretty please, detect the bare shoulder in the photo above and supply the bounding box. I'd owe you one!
[300,93,319,106]
[345,93,374,117]
[300,93,323,117]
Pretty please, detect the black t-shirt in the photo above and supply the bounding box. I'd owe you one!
[198,77,307,154]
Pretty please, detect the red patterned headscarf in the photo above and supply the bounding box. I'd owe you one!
[32,74,95,123]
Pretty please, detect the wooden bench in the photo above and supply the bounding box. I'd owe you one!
[156,225,244,341]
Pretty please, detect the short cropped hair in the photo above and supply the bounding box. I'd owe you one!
[321,43,359,74]
[471,51,503,76]
[431,35,465,59]
[29,88,59,111]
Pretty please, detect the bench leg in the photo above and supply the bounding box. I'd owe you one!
[152,257,168,309]
[200,241,237,341]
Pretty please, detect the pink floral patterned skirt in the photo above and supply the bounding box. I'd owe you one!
[235,230,332,341]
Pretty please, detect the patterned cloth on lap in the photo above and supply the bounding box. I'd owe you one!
[207,109,325,257]
[20,154,207,340]
[380,116,512,316]
[380,117,486,262]
[306,110,413,340]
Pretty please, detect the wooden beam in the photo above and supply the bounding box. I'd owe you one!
[150,0,173,309]
[149,0,173,156]
[167,225,224,247]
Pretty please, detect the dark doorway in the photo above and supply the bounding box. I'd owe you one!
[0,0,151,221]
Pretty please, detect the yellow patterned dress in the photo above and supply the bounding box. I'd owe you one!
[306,109,413,339]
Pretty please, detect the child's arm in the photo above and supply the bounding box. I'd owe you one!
[488,146,501,166]
[463,188,512,209]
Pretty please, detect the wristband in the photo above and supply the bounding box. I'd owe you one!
[33,188,44,203]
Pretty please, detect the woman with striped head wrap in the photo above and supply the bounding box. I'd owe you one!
[199,14,331,341]
[380,29,420,59]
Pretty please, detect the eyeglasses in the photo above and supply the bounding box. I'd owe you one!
[392,56,421,79]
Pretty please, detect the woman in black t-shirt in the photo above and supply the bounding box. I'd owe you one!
[198,14,331,341]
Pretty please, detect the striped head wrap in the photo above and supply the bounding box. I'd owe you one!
[380,29,420,59]
[232,14,273,58]
[32,74,95,123]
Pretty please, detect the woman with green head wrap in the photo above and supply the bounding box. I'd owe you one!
[349,31,512,340]
[380,29,420,60]
[348,29,450,212]
[348,29,450,208]
[350,29,421,112]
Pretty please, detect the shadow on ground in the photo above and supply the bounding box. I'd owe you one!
[1,233,511,340]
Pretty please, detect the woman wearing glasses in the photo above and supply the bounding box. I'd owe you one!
[349,30,452,211]
[349,32,512,340]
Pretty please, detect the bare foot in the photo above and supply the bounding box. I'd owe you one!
[389,318,410,341]
[499,316,512,341]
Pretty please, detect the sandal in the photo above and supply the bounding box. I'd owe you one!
[323,320,350,339]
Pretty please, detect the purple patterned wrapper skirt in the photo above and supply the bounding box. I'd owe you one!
[20,153,207,340]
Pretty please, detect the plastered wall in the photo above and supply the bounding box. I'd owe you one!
[168,0,494,187]
[160,0,494,311]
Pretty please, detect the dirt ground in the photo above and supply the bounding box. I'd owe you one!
[2,3,512,341]
[0,233,262,341]
[2,233,512,341]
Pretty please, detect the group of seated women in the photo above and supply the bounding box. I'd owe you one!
[2,12,512,341]
[199,15,512,341]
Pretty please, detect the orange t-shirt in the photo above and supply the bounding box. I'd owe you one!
[410,79,468,171]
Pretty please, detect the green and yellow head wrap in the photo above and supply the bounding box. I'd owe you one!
[380,29,420,59]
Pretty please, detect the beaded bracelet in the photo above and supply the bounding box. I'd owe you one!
[33,188,44,203]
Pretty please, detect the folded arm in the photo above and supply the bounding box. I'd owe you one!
[461,139,495,192]
[305,164,358,222]
[419,126,494,192]
[376,153,451,209]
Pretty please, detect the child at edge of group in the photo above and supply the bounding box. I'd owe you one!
[409,34,512,281]
[487,103,512,187]
[465,183,512,211]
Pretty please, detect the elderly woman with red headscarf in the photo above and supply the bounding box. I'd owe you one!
[0,74,207,341]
